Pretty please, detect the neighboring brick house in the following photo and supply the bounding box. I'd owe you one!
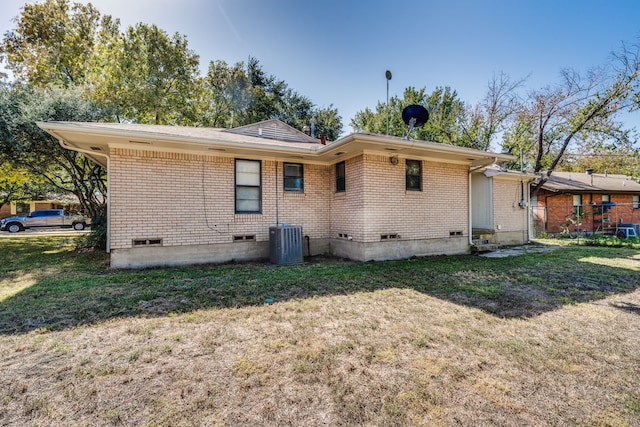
[531,170,640,235]
[0,198,79,219]
[38,119,531,268]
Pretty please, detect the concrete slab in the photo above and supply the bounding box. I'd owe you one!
[479,245,559,258]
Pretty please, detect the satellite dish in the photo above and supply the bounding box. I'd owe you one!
[402,105,429,127]
[401,104,429,139]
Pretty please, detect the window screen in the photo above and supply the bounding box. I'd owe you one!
[235,159,261,213]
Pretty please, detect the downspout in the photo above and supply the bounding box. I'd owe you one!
[520,149,531,243]
[468,172,473,247]
[525,178,532,243]
[275,161,279,226]
[57,140,111,253]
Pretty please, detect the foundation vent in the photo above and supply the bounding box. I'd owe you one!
[380,234,400,240]
[233,235,256,242]
[133,238,163,247]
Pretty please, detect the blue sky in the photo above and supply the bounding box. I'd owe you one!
[2,0,640,135]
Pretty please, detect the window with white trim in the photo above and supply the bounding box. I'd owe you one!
[235,159,261,213]
[573,194,582,217]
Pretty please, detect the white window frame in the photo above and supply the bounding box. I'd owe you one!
[235,159,261,213]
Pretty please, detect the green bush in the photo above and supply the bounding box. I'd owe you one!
[76,216,107,251]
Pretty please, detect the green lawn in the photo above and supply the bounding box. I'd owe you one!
[1,236,639,425]
[1,236,638,334]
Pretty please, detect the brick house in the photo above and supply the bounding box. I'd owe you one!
[38,119,532,268]
[0,197,81,219]
[531,170,640,235]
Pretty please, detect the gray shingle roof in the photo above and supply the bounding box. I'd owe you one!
[540,171,640,193]
[223,119,319,143]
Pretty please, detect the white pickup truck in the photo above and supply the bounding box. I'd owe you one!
[0,209,90,233]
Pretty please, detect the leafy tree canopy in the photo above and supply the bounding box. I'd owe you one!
[2,0,343,138]
[0,83,111,218]
[353,86,494,148]
[0,160,51,210]
[91,23,201,125]
[0,0,109,86]
[200,57,342,138]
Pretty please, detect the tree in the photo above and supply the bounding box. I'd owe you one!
[0,0,107,86]
[351,75,524,152]
[0,160,51,211]
[0,83,110,220]
[351,86,466,143]
[198,60,251,128]
[200,57,343,138]
[459,72,525,151]
[503,42,640,195]
[559,146,640,178]
[92,23,201,125]
[312,105,343,141]
[421,87,466,144]
[2,0,342,134]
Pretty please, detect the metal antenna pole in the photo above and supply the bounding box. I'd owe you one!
[404,117,416,140]
[385,70,392,135]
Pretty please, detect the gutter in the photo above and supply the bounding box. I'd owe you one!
[330,134,515,164]
[37,121,324,156]
[36,121,517,165]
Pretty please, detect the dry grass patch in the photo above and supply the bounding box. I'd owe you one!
[2,288,639,425]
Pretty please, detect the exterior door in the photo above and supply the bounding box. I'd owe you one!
[471,173,493,230]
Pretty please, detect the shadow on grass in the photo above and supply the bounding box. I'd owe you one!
[611,301,640,316]
[1,236,639,335]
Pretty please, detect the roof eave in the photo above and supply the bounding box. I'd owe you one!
[321,133,516,164]
[37,121,518,166]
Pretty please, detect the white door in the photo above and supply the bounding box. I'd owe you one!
[471,174,493,230]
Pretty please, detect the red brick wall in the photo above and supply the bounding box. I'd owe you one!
[539,192,640,234]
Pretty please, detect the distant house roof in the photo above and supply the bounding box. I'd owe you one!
[539,171,640,193]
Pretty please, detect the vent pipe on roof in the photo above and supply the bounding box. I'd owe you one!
[320,134,327,145]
